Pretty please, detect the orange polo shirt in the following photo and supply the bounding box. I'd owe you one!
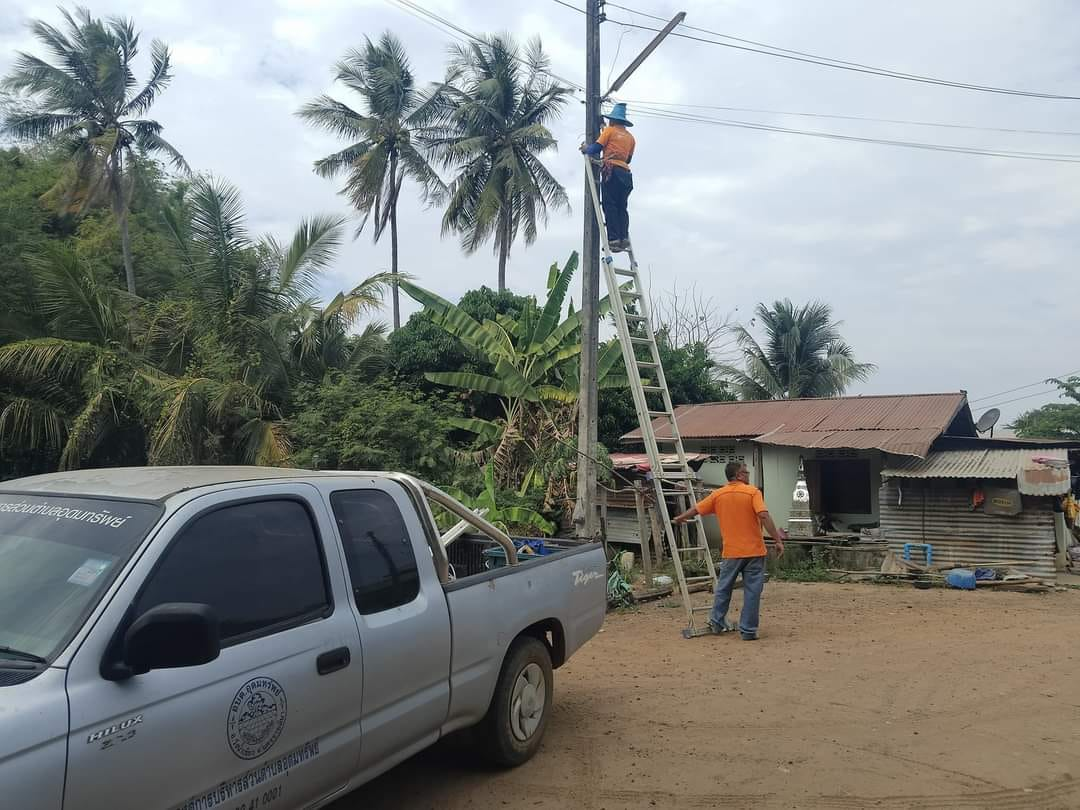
[596,125,635,170]
[696,482,768,558]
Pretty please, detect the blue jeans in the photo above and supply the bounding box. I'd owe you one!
[710,556,766,638]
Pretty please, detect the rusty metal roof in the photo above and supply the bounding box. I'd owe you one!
[881,447,1071,495]
[621,393,972,458]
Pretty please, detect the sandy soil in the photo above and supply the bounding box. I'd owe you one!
[333,582,1080,809]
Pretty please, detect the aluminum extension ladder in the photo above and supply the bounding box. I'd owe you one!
[583,156,717,637]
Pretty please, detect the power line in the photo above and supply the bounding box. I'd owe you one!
[621,99,1080,139]
[387,0,587,92]
[969,370,1080,405]
[604,5,1080,101]
[977,388,1064,411]
[548,0,587,14]
[626,103,1080,163]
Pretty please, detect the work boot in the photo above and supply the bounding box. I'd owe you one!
[610,239,627,253]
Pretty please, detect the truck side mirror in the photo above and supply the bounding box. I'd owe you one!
[122,603,221,676]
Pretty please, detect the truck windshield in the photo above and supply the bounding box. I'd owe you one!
[0,494,161,664]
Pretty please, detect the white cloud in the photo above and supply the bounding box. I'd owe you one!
[271,17,321,50]
[170,40,228,76]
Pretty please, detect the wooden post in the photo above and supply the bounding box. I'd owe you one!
[634,481,653,580]
[649,496,666,564]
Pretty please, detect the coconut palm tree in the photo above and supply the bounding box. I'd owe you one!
[298,32,444,330]
[721,299,876,400]
[0,177,391,469]
[429,34,571,292]
[1,8,188,296]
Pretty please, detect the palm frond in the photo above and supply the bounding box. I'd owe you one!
[123,39,172,116]
[58,389,117,470]
[273,215,346,301]
[131,123,189,172]
[0,396,66,453]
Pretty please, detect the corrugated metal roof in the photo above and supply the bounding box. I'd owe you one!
[621,393,970,458]
[881,448,1070,496]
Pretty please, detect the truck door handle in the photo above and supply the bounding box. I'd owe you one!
[316,647,351,675]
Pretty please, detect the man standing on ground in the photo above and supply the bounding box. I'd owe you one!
[673,462,786,640]
[580,102,635,252]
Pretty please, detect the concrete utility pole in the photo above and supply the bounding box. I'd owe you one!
[574,6,686,541]
[573,0,603,541]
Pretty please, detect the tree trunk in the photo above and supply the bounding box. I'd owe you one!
[497,207,511,292]
[114,190,136,296]
[389,154,400,331]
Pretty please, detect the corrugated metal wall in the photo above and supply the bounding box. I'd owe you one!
[604,508,645,548]
[879,479,1057,581]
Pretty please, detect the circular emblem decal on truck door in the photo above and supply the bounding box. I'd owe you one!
[227,677,288,759]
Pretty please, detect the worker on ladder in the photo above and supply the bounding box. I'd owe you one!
[580,102,635,253]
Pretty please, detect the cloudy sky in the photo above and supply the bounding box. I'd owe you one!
[2,0,1077,427]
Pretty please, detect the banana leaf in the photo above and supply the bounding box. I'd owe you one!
[398,279,502,355]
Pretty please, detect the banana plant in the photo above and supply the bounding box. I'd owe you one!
[446,463,556,537]
[399,252,631,489]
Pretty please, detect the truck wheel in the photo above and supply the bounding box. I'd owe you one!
[479,636,554,767]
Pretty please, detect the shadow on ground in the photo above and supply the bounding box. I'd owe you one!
[326,732,498,810]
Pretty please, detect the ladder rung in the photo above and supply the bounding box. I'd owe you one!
[686,576,714,584]
[653,435,680,442]
[626,314,647,322]
[691,606,714,613]
[675,546,708,553]
[636,361,659,369]
[613,267,636,277]
[630,337,654,345]
[641,385,664,393]
[648,410,673,418]
[620,291,642,299]
[656,471,696,480]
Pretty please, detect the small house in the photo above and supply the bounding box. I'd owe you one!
[618,393,1078,577]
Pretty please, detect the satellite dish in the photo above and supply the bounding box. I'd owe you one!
[975,408,1001,436]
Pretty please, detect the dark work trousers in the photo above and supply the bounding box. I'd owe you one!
[601,167,633,243]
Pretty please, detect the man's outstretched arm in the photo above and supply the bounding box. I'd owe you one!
[672,505,699,525]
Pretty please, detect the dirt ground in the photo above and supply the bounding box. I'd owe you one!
[335,582,1080,809]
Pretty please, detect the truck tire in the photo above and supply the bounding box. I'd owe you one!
[478,636,554,767]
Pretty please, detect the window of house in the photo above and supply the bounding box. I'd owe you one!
[134,500,330,644]
[331,490,420,614]
[817,459,873,515]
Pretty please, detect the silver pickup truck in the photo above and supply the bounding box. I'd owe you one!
[0,466,606,810]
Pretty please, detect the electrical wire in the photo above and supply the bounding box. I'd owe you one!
[604,6,1080,101]
[606,24,634,89]
[975,388,1064,411]
[969,370,1080,405]
[626,103,1080,163]
[388,0,587,92]
[621,99,1080,139]
[549,0,587,13]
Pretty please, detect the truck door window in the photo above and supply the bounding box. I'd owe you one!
[134,500,331,644]
[330,490,420,614]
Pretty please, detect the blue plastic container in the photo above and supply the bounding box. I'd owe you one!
[481,539,555,570]
[945,568,977,590]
